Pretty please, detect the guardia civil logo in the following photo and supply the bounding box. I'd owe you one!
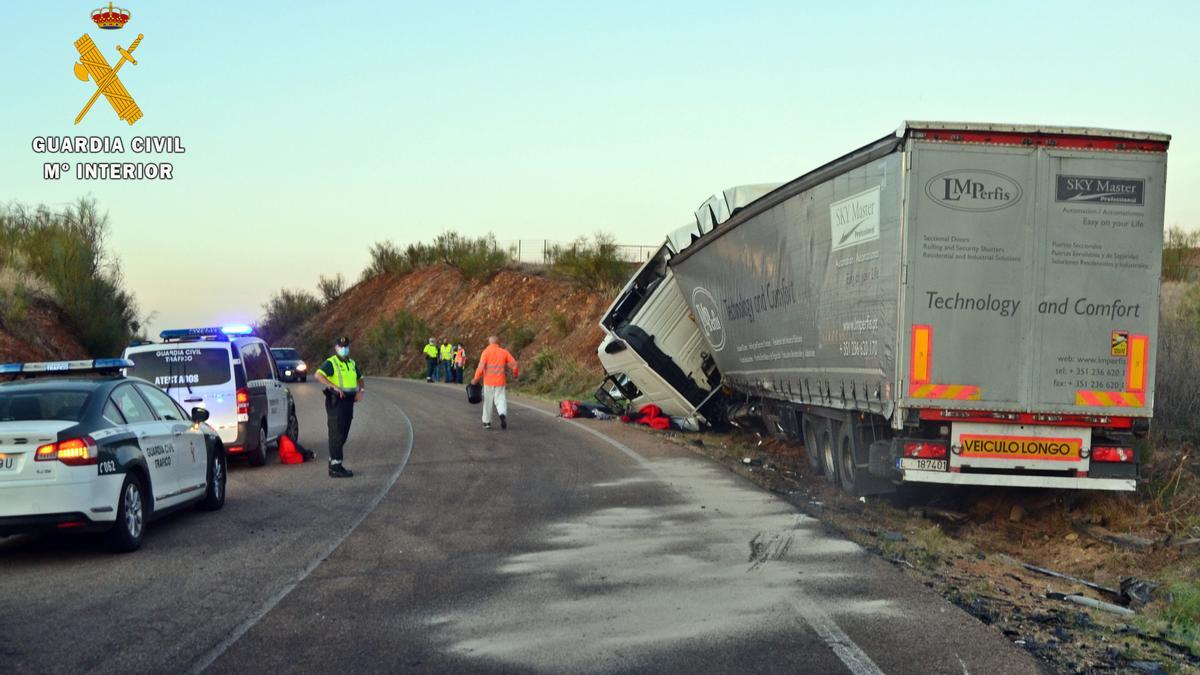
[73,3,145,125]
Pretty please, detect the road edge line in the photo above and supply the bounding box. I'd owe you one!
[511,400,885,675]
[188,396,416,674]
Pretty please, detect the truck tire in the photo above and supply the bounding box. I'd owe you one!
[837,425,863,497]
[819,423,840,486]
[802,420,822,475]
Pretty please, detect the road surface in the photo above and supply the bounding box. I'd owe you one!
[0,379,1042,674]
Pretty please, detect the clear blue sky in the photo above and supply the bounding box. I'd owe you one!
[3,1,1198,333]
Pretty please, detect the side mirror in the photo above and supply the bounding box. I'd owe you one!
[190,407,210,424]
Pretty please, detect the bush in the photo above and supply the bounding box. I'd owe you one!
[317,273,346,306]
[547,233,632,291]
[1154,283,1200,444]
[517,348,600,400]
[0,199,139,356]
[1163,226,1200,283]
[260,289,321,345]
[361,232,512,281]
[360,309,430,375]
[501,319,537,354]
[548,310,571,337]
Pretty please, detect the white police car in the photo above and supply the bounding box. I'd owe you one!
[0,359,226,552]
[123,326,298,467]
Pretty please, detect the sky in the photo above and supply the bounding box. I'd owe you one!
[3,1,1198,335]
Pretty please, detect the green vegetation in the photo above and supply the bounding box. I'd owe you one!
[0,199,140,356]
[1154,283,1200,443]
[1161,579,1200,655]
[548,310,572,337]
[360,309,430,375]
[259,288,322,346]
[362,231,511,281]
[317,273,346,306]
[515,347,598,400]
[1162,226,1199,283]
[501,319,537,353]
[547,233,632,292]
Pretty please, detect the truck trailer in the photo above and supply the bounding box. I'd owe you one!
[610,121,1169,494]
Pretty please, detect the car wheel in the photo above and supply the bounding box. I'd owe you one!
[803,420,823,475]
[107,474,146,552]
[248,424,268,467]
[300,376,307,382]
[197,447,227,511]
[286,410,299,443]
[837,427,861,497]
[820,424,840,486]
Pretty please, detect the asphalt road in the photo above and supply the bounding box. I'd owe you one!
[0,379,1043,674]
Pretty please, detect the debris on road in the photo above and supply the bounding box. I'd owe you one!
[1045,591,1136,617]
[1023,563,1119,597]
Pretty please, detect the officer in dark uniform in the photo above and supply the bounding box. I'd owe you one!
[313,336,364,478]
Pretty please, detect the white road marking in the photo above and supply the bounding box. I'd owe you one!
[188,395,415,674]
[513,400,886,675]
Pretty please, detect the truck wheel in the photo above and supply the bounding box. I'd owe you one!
[819,424,840,486]
[248,424,268,467]
[837,427,862,497]
[802,421,822,475]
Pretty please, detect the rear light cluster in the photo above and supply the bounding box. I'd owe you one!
[903,441,947,459]
[227,445,244,454]
[1092,446,1135,463]
[236,387,250,421]
[35,436,98,466]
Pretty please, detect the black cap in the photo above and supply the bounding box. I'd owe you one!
[335,336,351,347]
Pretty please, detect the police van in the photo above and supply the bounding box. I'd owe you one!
[123,326,298,467]
[0,359,225,551]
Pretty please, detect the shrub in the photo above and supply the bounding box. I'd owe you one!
[361,309,430,375]
[1163,226,1200,283]
[548,310,571,337]
[0,199,139,356]
[317,273,346,306]
[1154,283,1200,443]
[260,288,322,345]
[361,232,512,281]
[502,319,537,354]
[362,240,409,279]
[517,348,600,400]
[547,233,632,291]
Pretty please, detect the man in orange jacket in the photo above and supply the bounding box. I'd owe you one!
[472,335,518,430]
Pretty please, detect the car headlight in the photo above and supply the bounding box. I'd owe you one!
[296,363,307,372]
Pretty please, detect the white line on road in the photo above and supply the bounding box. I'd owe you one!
[188,397,416,674]
[513,400,886,675]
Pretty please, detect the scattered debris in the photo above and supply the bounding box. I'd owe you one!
[908,506,968,524]
[1046,591,1135,617]
[1023,563,1119,597]
[741,457,763,467]
[881,531,906,543]
[1120,578,1160,610]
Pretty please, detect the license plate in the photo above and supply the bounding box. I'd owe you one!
[958,434,1081,461]
[898,458,947,471]
[0,454,17,472]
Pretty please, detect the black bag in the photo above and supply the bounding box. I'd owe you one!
[466,383,483,404]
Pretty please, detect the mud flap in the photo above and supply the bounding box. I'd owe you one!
[869,439,899,479]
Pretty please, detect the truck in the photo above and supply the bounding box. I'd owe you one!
[602,121,1170,494]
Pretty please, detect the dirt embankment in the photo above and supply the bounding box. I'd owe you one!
[0,301,88,363]
[290,264,611,376]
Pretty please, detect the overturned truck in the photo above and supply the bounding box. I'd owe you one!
[601,121,1170,494]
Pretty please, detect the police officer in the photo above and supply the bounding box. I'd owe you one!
[423,338,438,382]
[439,339,454,383]
[313,336,364,478]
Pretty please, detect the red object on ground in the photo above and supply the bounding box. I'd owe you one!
[560,400,580,418]
[278,435,303,465]
[622,404,671,430]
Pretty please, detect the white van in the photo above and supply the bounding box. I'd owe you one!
[123,326,297,466]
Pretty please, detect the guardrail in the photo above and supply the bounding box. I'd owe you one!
[496,240,658,265]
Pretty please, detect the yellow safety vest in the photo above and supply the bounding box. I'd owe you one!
[324,356,359,391]
[423,343,438,358]
[440,343,454,360]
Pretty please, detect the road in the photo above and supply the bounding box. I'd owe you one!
[0,379,1042,674]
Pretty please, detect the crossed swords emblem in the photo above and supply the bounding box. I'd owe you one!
[73,32,144,125]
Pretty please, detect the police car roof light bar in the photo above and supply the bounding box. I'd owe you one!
[159,325,254,341]
[0,358,135,377]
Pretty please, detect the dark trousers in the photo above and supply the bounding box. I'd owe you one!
[425,357,438,381]
[325,392,355,462]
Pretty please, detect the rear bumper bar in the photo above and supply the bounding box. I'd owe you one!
[900,470,1136,492]
[0,512,105,536]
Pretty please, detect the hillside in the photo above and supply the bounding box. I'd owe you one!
[0,299,88,363]
[286,264,612,392]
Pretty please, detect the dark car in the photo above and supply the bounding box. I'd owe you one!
[270,348,308,382]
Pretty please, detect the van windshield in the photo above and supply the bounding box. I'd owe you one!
[127,347,232,390]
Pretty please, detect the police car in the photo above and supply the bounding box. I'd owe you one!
[123,326,299,467]
[0,359,226,552]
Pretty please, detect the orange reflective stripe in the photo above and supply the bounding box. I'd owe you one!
[910,383,980,400]
[1074,390,1145,407]
[911,325,931,385]
[1127,334,1148,393]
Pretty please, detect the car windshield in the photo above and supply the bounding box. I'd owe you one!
[0,389,91,422]
[127,347,232,390]
[271,349,300,360]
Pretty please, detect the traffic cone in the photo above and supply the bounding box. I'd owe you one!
[279,434,303,465]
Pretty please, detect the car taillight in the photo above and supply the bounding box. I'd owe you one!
[1092,446,1134,463]
[227,445,244,454]
[35,436,98,466]
[236,388,250,415]
[903,441,947,459]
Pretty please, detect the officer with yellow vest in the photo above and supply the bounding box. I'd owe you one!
[314,336,364,478]
[439,339,455,383]
[423,338,439,382]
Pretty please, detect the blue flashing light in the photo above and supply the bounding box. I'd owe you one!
[0,363,23,374]
[221,324,254,336]
[94,358,135,370]
[159,325,255,340]
[0,359,134,377]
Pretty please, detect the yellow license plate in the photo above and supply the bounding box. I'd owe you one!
[959,434,1081,461]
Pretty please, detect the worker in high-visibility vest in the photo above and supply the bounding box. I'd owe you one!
[423,337,439,382]
[472,335,519,430]
[439,339,455,383]
[452,343,467,383]
[313,336,364,478]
